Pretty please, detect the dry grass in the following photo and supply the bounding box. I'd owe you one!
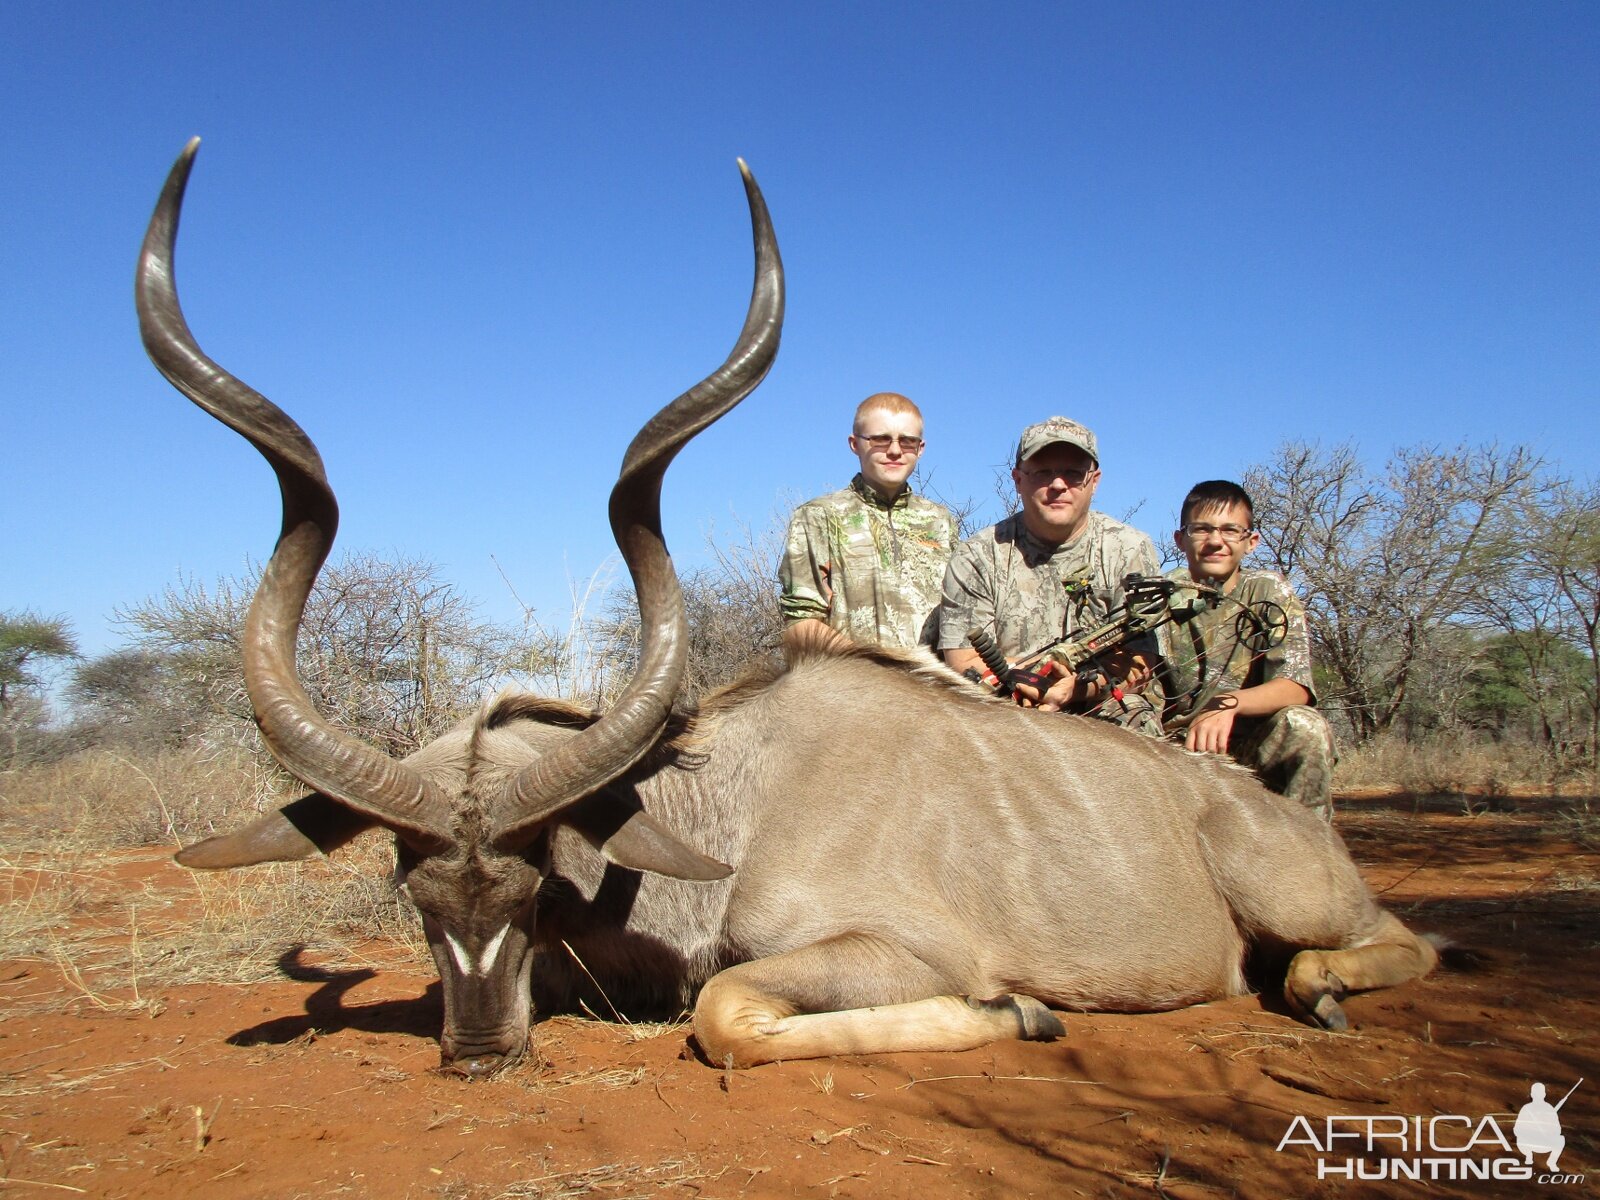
[0,744,284,852]
[1334,732,1584,796]
[0,1048,196,1099]
[0,856,95,948]
[484,1156,723,1200]
[0,746,428,1017]
[1547,803,1600,850]
[0,847,427,1019]
[1186,1022,1320,1062]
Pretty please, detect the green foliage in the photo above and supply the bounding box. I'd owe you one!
[0,610,78,710]
[1459,641,1534,729]
[1468,476,1600,762]
[1457,632,1587,739]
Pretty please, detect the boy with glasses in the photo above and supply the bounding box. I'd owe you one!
[778,393,958,648]
[1166,480,1335,820]
[939,416,1163,732]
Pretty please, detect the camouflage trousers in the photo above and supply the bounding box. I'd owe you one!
[1085,693,1164,739]
[1229,706,1336,822]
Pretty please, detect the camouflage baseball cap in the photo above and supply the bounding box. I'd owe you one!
[1015,416,1098,465]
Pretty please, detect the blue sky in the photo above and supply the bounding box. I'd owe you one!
[6,3,1597,665]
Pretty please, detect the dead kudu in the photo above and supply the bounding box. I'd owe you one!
[139,141,1438,1076]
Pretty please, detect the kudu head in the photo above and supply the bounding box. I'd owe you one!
[136,140,783,1076]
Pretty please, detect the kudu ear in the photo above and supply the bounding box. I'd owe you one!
[176,793,376,868]
[563,791,732,882]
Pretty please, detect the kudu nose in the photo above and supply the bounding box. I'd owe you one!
[451,1052,509,1079]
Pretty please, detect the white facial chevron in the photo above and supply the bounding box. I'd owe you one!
[443,925,511,977]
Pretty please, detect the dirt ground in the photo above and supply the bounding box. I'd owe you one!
[2,792,1596,1200]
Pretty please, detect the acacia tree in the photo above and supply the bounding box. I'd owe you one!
[1455,632,1589,745]
[1244,441,1538,743]
[89,552,544,757]
[1545,481,1600,761]
[0,611,78,713]
[1477,478,1600,764]
[66,648,219,750]
[589,519,786,704]
[0,611,80,765]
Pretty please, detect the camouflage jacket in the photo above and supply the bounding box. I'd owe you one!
[937,511,1163,670]
[1161,566,1316,730]
[777,475,958,649]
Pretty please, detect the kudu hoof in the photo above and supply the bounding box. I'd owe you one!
[1290,967,1350,1031]
[1016,995,1067,1041]
[1311,992,1350,1032]
[970,993,1066,1041]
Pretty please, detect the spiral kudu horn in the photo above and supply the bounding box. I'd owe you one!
[495,160,784,850]
[137,139,452,855]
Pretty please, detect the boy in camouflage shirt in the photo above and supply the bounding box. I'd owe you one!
[1165,480,1335,820]
[778,393,958,649]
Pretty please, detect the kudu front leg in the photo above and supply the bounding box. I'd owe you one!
[693,933,1062,1068]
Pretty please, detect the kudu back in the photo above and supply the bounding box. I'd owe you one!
[139,141,1438,1075]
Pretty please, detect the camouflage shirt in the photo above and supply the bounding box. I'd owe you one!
[778,475,958,649]
[1161,566,1316,731]
[937,511,1163,665]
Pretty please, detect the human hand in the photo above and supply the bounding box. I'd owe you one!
[1014,663,1078,712]
[1099,647,1153,694]
[1185,694,1240,754]
[1037,669,1079,712]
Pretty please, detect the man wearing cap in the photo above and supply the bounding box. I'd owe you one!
[938,416,1163,731]
[778,393,959,649]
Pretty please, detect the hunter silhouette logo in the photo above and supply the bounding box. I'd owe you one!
[1515,1079,1580,1172]
[1275,1076,1585,1184]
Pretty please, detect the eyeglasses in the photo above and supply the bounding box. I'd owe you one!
[857,433,924,452]
[1182,523,1253,542]
[1023,467,1095,488]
